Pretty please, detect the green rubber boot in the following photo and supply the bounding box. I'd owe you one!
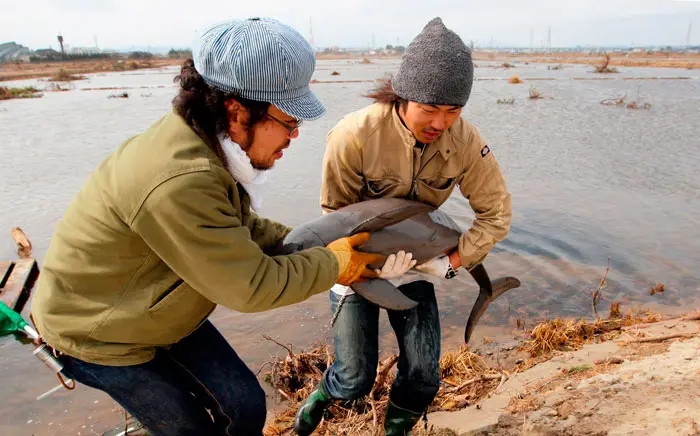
[383,400,423,436]
[293,382,331,435]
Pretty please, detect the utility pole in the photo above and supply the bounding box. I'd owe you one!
[530,27,534,53]
[308,17,315,52]
[687,21,692,47]
[57,33,65,58]
[547,25,551,53]
[372,33,375,49]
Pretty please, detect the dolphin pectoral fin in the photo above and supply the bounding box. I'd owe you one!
[464,276,521,344]
[350,279,419,311]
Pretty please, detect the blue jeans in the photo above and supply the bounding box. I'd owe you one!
[59,321,266,436]
[322,280,441,413]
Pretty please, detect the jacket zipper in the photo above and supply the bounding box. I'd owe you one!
[411,144,440,199]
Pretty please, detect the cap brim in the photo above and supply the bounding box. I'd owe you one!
[274,87,326,121]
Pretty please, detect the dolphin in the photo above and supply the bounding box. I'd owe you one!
[278,198,520,343]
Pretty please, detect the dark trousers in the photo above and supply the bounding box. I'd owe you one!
[59,321,266,436]
[322,280,441,413]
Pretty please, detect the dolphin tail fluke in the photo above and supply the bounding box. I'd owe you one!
[464,264,521,344]
[350,279,419,311]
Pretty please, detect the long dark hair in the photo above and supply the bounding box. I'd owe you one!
[172,58,270,163]
[363,78,407,109]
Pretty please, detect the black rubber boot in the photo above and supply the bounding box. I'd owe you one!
[293,381,331,435]
[383,400,423,436]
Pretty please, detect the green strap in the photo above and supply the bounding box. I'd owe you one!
[0,301,28,337]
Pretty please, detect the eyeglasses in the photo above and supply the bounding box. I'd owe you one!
[266,113,302,137]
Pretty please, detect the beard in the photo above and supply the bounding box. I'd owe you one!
[236,124,291,170]
[251,139,290,170]
[251,157,272,171]
[237,126,267,170]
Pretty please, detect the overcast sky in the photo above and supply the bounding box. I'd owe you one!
[1,0,699,51]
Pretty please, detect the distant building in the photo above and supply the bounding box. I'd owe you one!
[70,46,101,56]
[0,42,32,63]
[33,48,62,60]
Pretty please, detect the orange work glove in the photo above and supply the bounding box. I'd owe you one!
[326,232,387,286]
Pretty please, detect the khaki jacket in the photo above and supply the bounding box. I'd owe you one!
[32,112,339,366]
[321,102,512,270]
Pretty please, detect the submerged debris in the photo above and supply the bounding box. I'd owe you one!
[625,100,652,109]
[650,284,665,295]
[0,86,42,100]
[601,94,652,109]
[601,94,627,106]
[49,69,86,82]
[497,98,515,105]
[44,82,74,92]
[528,86,544,99]
[508,75,523,84]
[108,92,129,99]
[609,301,622,318]
[594,55,619,73]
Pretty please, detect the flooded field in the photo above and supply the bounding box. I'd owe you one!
[1,59,699,434]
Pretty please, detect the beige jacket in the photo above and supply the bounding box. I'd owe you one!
[320,102,512,270]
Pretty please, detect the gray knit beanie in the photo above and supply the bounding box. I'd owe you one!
[391,17,473,106]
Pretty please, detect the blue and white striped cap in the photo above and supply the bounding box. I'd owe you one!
[192,17,325,121]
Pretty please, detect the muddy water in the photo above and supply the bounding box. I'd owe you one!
[1,60,699,434]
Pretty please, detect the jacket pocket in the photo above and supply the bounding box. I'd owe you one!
[420,175,456,190]
[90,281,215,347]
[150,279,184,309]
[416,176,456,207]
[144,281,215,344]
[366,176,402,198]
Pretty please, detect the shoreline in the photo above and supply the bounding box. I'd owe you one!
[0,58,184,82]
[471,51,700,70]
[1,51,698,83]
[428,312,700,435]
[261,307,700,435]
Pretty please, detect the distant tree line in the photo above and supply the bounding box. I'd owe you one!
[129,51,154,59]
[24,48,191,63]
[168,49,193,58]
[29,53,113,62]
[384,45,406,52]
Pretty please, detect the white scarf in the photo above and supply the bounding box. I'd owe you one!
[218,134,269,211]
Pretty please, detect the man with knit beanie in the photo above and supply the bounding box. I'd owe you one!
[294,17,512,435]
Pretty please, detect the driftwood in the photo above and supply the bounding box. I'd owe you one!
[621,333,694,344]
[621,311,700,331]
[682,313,700,322]
[594,357,625,365]
[445,374,502,394]
[11,227,32,259]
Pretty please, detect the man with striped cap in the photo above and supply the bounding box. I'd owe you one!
[31,17,392,435]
